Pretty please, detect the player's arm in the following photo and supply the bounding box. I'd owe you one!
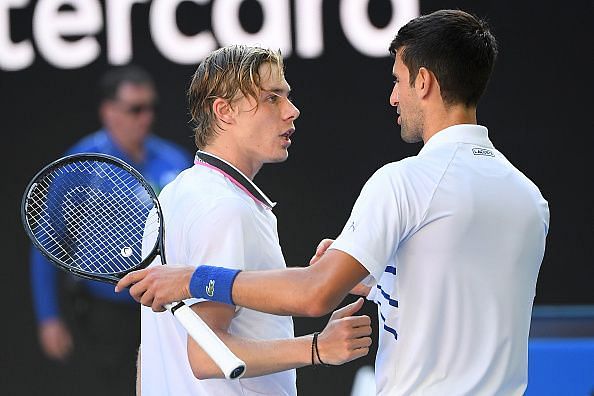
[116,248,369,317]
[117,169,401,316]
[232,249,369,317]
[310,238,371,297]
[117,249,369,317]
[187,298,371,379]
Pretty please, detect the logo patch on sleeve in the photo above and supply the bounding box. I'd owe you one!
[472,148,495,157]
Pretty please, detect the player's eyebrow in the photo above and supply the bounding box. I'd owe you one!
[262,85,291,97]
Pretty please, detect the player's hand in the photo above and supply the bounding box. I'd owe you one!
[309,238,334,266]
[310,239,371,297]
[315,297,372,365]
[115,266,194,312]
[39,318,73,361]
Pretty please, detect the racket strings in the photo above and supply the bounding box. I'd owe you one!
[61,187,145,273]
[25,159,161,275]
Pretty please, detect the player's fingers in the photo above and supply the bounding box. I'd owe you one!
[139,287,155,308]
[129,279,149,302]
[152,299,167,312]
[115,269,148,292]
[345,321,372,338]
[350,336,372,350]
[344,314,372,329]
[330,297,364,320]
[309,239,334,266]
[152,294,169,312]
[315,239,334,255]
[350,346,370,361]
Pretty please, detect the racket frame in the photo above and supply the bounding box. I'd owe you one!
[21,153,162,284]
[22,153,246,379]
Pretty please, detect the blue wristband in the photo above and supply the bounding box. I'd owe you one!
[189,265,241,305]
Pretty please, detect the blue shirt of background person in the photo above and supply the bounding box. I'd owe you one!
[30,65,192,362]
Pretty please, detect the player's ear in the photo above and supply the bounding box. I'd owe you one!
[416,67,433,99]
[212,98,234,125]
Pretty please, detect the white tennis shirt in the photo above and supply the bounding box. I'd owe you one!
[140,152,296,395]
[332,125,549,395]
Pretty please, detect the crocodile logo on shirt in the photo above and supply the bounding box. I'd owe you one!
[472,147,494,157]
[206,279,215,297]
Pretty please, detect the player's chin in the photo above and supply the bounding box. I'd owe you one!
[268,148,290,163]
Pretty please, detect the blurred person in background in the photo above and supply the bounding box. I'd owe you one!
[30,65,191,395]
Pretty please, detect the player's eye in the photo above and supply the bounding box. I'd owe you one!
[267,94,280,103]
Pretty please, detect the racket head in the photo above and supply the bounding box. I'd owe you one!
[22,153,163,284]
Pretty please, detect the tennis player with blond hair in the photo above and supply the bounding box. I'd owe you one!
[136,45,372,395]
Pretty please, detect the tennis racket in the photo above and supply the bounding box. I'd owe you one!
[22,153,246,379]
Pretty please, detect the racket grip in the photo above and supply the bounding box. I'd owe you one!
[164,301,246,379]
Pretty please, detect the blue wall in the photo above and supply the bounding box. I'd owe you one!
[527,339,594,396]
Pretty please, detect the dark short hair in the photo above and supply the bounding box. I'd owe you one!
[99,65,155,101]
[389,9,498,107]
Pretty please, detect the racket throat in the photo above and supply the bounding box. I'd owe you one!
[169,301,186,314]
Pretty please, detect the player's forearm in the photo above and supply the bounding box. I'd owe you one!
[186,251,368,316]
[188,333,313,379]
[232,266,342,317]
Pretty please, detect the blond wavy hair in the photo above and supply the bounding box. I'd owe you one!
[188,45,284,149]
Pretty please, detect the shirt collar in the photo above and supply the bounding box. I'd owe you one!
[194,151,276,209]
[419,124,493,155]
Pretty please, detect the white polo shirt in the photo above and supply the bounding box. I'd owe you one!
[332,124,549,396]
[140,152,296,395]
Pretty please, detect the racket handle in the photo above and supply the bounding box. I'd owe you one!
[164,301,246,379]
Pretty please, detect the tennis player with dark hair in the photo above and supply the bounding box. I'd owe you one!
[118,10,549,395]
[30,65,191,395]
[133,45,371,395]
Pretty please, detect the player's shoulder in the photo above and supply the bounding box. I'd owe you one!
[361,156,445,202]
[163,166,254,214]
[370,155,428,182]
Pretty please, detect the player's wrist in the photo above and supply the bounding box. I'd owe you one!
[311,331,331,367]
[189,265,241,305]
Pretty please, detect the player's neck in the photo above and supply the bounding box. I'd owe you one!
[201,144,261,180]
[422,105,477,143]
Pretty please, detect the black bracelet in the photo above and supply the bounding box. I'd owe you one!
[312,332,331,367]
[311,332,316,366]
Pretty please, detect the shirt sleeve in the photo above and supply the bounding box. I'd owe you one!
[331,166,410,283]
[183,197,256,306]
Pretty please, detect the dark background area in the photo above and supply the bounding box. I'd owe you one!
[1,0,592,394]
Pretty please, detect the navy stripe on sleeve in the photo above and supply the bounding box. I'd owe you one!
[377,284,399,307]
[379,311,398,340]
